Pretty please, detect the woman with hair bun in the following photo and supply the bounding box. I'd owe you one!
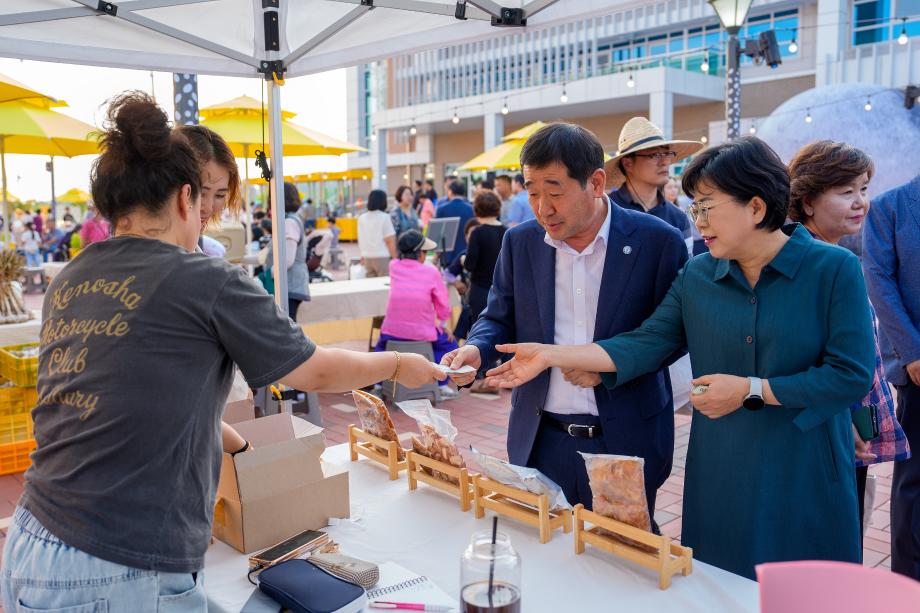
[0,92,444,611]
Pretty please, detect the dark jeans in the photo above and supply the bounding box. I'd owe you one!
[891,380,920,580]
[288,298,302,321]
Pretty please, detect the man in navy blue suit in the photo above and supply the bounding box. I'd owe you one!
[435,180,475,267]
[442,123,687,513]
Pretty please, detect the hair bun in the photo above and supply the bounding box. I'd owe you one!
[102,91,173,164]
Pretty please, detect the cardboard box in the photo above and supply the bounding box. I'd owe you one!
[223,399,255,424]
[212,413,350,553]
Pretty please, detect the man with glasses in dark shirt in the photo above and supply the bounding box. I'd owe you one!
[606,117,702,241]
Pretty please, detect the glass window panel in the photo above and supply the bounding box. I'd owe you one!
[688,33,703,49]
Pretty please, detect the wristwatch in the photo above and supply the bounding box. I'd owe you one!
[743,377,765,411]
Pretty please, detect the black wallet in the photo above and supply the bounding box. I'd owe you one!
[258,559,366,613]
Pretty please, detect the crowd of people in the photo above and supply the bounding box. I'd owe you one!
[1,88,917,610]
[5,205,110,266]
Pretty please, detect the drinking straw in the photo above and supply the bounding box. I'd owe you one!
[487,516,497,609]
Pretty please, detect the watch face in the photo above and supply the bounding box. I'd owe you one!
[743,396,765,411]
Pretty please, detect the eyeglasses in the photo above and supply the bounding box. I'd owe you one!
[633,151,678,162]
[687,201,727,223]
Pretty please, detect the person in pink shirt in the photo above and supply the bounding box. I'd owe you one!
[80,205,111,246]
[418,196,436,230]
[375,229,459,398]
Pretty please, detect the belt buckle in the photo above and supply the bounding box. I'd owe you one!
[566,423,594,438]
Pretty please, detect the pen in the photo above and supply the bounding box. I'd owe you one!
[369,602,454,612]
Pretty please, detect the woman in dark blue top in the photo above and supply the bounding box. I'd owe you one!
[484,137,876,579]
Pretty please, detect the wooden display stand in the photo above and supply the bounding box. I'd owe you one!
[347,425,407,480]
[573,504,693,590]
[406,450,476,512]
[473,475,573,544]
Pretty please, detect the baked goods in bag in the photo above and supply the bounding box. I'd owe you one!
[580,452,654,549]
[398,400,466,483]
[470,446,571,512]
[352,389,404,460]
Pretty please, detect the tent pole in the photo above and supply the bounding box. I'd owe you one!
[1,137,8,245]
[242,144,251,258]
[267,80,288,314]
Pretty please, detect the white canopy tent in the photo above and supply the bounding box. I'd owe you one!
[0,0,609,309]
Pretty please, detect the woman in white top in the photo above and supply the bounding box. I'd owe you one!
[357,189,397,277]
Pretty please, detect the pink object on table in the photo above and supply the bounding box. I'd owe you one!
[757,561,920,613]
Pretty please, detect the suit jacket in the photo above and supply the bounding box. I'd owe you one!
[863,176,920,386]
[466,204,688,493]
[435,198,474,266]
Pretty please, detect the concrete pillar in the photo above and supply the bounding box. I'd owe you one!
[649,90,674,138]
[483,112,505,151]
[815,0,848,87]
[371,128,388,193]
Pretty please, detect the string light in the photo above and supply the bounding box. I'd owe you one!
[788,30,798,53]
[409,122,417,135]
[700,135,708,144]
[898,18,909,45]
[452,110,460,124]
[864,97,872,111]
[626,73,635,88]
[700,58,710,73]
[748,123,757,135]
[560,89,568,104]
[805,108,813,123]
[501,99,509,115]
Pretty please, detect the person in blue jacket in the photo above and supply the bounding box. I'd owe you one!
[862,175,920,580]
[442,122,688,514]
[483,136,876,580]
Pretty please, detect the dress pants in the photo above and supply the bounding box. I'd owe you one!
[891,380,920,580]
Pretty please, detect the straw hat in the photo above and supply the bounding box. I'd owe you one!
[604,117,704,189]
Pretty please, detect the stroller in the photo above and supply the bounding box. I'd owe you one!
[306,234,333,283]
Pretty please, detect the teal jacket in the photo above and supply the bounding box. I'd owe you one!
[597,224,875,579]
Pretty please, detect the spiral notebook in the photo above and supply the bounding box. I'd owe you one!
[364,562,457,610]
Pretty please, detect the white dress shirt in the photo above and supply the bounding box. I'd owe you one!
[543,196,612,416]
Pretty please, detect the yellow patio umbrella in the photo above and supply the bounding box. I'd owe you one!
[0,73,58,105]
[460,121,547,171]
[0,99,100,236]
[200,95,366,240]
[200,95,365,157]
[57,187,92,205]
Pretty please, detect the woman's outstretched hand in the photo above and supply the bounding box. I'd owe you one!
[484,343,552,389]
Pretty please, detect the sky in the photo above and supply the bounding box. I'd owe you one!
[0,58,347,203]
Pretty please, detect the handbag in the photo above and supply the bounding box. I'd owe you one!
[258,559,366,613]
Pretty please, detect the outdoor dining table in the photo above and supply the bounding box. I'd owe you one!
[204,443,759,613]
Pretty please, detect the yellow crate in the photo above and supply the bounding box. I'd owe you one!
[0,412,33,444]
[0,385,37,417]
[0,344,39,387]
[0,439,35,475]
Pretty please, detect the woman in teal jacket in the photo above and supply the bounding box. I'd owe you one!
[484,137,876,580]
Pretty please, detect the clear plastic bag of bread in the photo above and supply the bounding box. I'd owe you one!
[470,446,571,512]
[580,452,655,551]
[351,389,404,460]
[398,399,466,484]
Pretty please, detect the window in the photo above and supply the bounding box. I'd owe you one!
[852,0,919,46]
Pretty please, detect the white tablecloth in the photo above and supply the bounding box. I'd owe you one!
[204,444,758,613]
[296,277,392,325]
[0,312,42,346]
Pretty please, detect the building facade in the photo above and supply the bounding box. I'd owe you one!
[346,0,920,193]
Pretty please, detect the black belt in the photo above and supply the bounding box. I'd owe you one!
[542,414,603,439]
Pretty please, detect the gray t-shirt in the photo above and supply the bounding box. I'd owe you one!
[21,236,315,573]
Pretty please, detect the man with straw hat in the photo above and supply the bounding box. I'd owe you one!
[605,117,703,239]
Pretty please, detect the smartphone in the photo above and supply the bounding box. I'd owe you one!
[249,529,328,568]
